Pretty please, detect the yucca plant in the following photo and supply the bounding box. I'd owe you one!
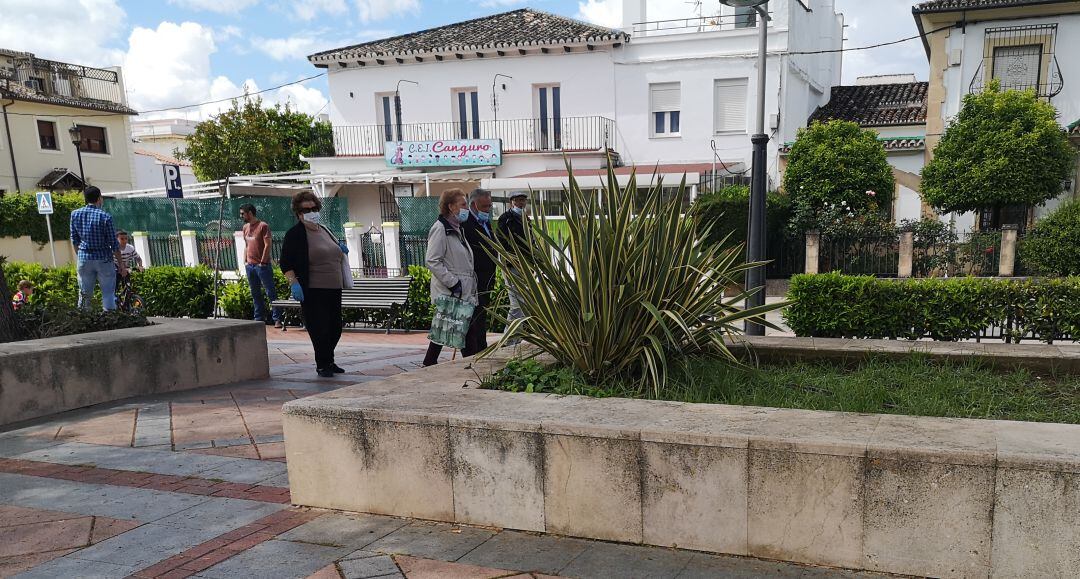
[484,163,784,396]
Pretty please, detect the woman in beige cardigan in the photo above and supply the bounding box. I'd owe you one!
[423,188,478,366]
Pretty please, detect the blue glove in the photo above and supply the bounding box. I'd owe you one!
[290,282,304,302]
[338,241,349,255]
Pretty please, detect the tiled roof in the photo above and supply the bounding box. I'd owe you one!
[134,148,192,167]
[309,8,627,63]
[779,136,926,155]
[809,82,928,127]
[914,0,1075,12]
[0,80,136,115]
[36,168,86,190]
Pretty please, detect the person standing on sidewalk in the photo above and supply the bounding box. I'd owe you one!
[461,188,496,356]
[423,188,478,366]
[496,190,530,325]
[70,186,125,310]
[241,204,282,328]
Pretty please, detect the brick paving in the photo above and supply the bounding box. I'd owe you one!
[0,330,879,579]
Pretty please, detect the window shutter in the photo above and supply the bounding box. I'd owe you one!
[714,79,747,133]
[650,83,681,113]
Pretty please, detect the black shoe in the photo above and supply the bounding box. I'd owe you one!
[330,364,346,374]
[316,368,335,378]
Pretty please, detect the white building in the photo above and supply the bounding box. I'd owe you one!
[914,0,1080,230]
[304,2,843,227]
[130,116,198,190]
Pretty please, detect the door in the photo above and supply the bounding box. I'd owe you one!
[534,84,561,150]
[453,89,480,139]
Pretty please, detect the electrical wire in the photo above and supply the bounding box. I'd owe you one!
[0,72,327,118]
[789,23,955,55]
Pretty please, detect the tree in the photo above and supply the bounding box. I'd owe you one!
[921,82,1076,215]
[783,120,895,232]
[179,98,335,181]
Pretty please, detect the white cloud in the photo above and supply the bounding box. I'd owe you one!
[835,0,928,84]
[576,0,620,28]
[167,0,260,14]
[0,0,127,67]
[252,34,333,62]
[215,25,244,42]
[354,0,419,23]
[123,22,217,112]
[480,0,527,7]
[276,83,329,116]
[292,0,348,21]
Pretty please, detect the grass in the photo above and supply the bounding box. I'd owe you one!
[481,356,1080,424]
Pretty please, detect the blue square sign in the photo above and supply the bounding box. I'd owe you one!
[164,164,184,199]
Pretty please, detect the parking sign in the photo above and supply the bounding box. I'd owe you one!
[164,164,184,199]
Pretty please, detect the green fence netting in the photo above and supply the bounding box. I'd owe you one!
[104,197,350,237]
[397,197,441,236]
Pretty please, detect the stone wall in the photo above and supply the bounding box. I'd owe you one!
[283,347,1080,578]
[0,318,269,427]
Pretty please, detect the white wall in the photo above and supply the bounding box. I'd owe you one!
[133,154,196,190]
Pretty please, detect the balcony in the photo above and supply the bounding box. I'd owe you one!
[631,11,772,38]
[332,116,616,157]
[0,50,130,113]
[969,24,1064,99]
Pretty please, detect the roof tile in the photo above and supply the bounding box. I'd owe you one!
[809,82,928,127]
[914,0,1075,13]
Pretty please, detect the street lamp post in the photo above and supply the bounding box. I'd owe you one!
[394,80,419,141]
[67,124,85,183]
[720,0,769,335]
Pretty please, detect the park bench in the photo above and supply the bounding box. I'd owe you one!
[272,277,413,331]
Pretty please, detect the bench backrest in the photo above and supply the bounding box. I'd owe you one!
[341,277,413,308]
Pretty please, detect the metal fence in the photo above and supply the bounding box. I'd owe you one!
[400,234,428,270]
[766,235,805,279]
[911,231,1001,277]
[820,233,900,277]
[196,234,237,271]
[361,232,392,277]
[147,235,184,267]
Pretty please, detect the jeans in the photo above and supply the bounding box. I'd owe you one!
[300,288,342,370]
[246,263,281,322]
[77,258,117,311]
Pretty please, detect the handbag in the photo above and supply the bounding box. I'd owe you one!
[428,294,476,349]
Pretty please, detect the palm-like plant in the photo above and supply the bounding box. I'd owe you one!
[485,164,783,396]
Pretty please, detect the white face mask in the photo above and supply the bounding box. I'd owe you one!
[302,211,322,224]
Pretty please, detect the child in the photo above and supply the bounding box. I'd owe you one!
[116,230,143,273]
[11,280,32,310]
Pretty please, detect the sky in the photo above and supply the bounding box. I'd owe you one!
[0,0,930,120]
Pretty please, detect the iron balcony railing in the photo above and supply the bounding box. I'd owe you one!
[969,24,1063,98]
[7,53,125,105]
[631,10,773,36]
[332,116,616,157]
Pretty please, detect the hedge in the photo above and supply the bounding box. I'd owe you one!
[1,261,215,318]
[0,192,85,242]
[784,272,1080,342]
[691,186,793,248]
[1018,199,1080,277]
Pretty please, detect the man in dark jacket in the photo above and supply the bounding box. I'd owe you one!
[461,188,496,356]
[496,191,529,325]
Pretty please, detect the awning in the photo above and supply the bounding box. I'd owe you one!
[36,168,86,191]
[482,162,743,191]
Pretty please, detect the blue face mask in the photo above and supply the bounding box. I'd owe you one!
[511,206,524,215]
[456,208,470,222]
[475,210,491,222]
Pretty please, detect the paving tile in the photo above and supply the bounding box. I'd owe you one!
[199,539,351,579]
[190,444,262,460]
[90,517,142,544]
[261,473,291,488]
[11,555,137,578]
[0,437,63,459]
[457,531,591,576]
[200,457,289,484]
[0,548,78,577]
[363,522,495,561]
[393,555,517,579]
[558,542,692,579]
[72,522,223,569]
[154,497,286,534]
[53,410,137,447]
[257,442,288,460]
[14,441,242,478]
[308,563,344,579]
[255,434,286,444]
[278,513,408,550]
[0,516,93,557]
[338,553,400,578]
[0,505,81,527]
[675,552,872,578]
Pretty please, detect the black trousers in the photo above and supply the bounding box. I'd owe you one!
[300,288,342,370]
[463,269,497,358]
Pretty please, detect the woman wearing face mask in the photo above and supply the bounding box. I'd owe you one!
[279,190,349,378]
[423,188,478,366]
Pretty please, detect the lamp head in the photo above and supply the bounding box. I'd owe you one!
[719,0,768,6]
[68,124,82,145]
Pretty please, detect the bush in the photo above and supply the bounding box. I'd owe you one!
[783,120,895,232]
[15,303,149,340]
[691,186,793,248]
[485,164,782,395]
[1019,199,1080,276]
[784,272,1080,342]
[0,192,85,242]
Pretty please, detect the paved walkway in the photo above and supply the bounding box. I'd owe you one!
[0,329,875,579]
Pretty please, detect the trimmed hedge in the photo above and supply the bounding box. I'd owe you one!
[784,272,1080,342]
[1019,199,1080,277]
[0,192,85,242]
[691,186,792,248]
[1,261,215,318]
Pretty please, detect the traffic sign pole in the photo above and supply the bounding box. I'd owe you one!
[35,191,57,267]
[44,214,57,267]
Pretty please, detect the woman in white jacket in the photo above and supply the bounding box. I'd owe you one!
[423,188,478,366]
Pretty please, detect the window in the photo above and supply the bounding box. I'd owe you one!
[533,84,562,150]
[992,44,1042,91]
[375,92,396,141]
[649,83,681,136]
[76,125,108,154]
[37,120,59,150]
[24,76,44,91]
[713,79,748,134]
[452,88,480,139]
[734,6,758,29]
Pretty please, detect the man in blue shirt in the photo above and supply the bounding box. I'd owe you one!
[70,186,125,310]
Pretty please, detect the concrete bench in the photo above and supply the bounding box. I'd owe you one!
[272,277,412,330]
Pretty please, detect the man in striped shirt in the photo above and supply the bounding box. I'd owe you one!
[70,186,125,310]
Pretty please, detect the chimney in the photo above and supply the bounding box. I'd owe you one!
[623,0,647,33]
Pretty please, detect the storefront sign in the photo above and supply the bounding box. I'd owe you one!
[384,139,502,168]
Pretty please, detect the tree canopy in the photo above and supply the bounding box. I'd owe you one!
[179,98,334,182]
[783,119,895,232]
[921,82,1076,214]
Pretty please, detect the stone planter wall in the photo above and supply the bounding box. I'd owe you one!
[0,318,269,427]
[282,343,1080,578]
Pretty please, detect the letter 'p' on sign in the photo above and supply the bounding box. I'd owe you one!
[163,164,184,199]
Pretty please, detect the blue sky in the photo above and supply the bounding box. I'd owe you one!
[0,1,928,119]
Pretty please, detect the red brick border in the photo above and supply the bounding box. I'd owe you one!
[127,509,321,579]
[0,458,291,504]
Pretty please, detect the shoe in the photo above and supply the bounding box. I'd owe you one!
[330,364,346,374]
[274,321,284,329]
[316,368,335,378]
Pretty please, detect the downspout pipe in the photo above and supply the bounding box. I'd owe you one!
[1,99,20,194]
